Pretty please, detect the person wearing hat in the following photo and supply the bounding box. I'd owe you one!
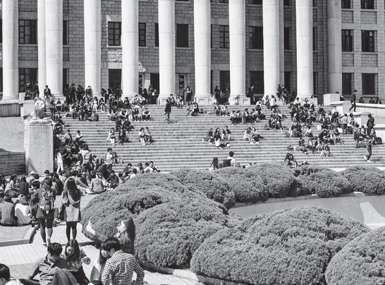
[349,89,357,112]
[26,171,36,185]
[15,195,31,225]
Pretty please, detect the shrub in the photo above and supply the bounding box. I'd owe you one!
[326,227,385,285]
[342,166,385,194]
[191,206,369,285]
[215,167,267,203]
[298,167,352,197]
[247,163,297,198]
[135,198,241,268]
[172,169,236,209]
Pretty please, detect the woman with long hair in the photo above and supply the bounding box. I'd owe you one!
[62,178,82,242]
[63,239,91,285]
[36,178,56,246]
[90,243,111,285]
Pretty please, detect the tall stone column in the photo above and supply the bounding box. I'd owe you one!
[279,0,285,85]
[158,0,176,102]
[122,0,138,98]
[263,0,280,96]
[2,0,18,101]
[38,0,46,98]
[84,0,101,97]
[229,0,246,102]
[328,0,342,94]
[296,0,313,98]
[45,0,63,99]
[194,0,211,104]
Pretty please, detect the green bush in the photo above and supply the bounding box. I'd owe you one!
[191,206,369,285]
[135,198,240,268]
[247,164,297,198]
[298,167,352,197]
[342,166,385,194]
[215,167,268,203]
[326,227,385,285]
[171,169,236,209]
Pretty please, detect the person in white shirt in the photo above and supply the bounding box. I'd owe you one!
[15,195,31,225]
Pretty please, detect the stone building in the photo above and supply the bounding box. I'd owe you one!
[0,0,383,106]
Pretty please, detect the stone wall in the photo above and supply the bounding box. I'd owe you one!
[0,151,25,175]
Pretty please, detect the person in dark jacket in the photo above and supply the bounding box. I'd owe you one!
[18,176,29,197]
[0,194,17,226]
[349,89,357,112]
[367,114,375,136]
[164,101,172,123]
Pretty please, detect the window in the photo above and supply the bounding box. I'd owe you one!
[63,21,69,45]
[361,0,374,9]
[342,30,353,52]
[139,74,143,95]
[250,0,262,4]
[342,73,353,95]
[176,24,189,47]
[220,71,230,92]
[0,69,3,92]
[362,73,376,95]
[249,27,263,49]
[284,0,290,6]
[362,31,375,52]
[219,25,229,49]
[155,23,159,47]
[0,20,2,44]
[108,22,121,46]
[313,28,317,51]
[342,0,351,8]
[109,69,122,89]
[249,71,264,94]
[313,0,317,7]
[178,74,186,95]
[313,72,318,95]
[284,27,290,50]
[219,0,229,3]
[19,20,37,44]
[139,23,146,47]
[19,68,37,92]
[63,68,69,93]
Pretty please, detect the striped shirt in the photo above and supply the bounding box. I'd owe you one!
[102,250,144,285]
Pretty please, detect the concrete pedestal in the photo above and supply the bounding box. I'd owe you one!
[374,124,385,143]
[0,101,21,117]
[38,0,46,97]
[353,112,371,127]
[356,103,385,117]
[24,119,54,174]
[324,93,341,106]
[332,101,351,115]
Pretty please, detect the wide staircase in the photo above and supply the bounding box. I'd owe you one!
[61,105,385,172]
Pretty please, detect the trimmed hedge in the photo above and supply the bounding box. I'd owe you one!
[135,199,240,268]
[297,166,352,197]
[171,169,236,209]
[326,227,385,285]
[342,166,385,194]
[215,167,267,203]
[191,206,369,285]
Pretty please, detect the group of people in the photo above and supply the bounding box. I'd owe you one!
[203,127,232,150]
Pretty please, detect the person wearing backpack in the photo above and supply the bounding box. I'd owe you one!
[36,178,56,247]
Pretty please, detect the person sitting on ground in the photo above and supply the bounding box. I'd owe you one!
[175,94,183,108]
[320,142,331,157]
[210,157,219,171]
[221,126,232,141]
[332,126,344,145]
[138,128,146,146]
[15,195,31,225]
[4,175,18,198]
[106,170,119,189]
[62,240,91,285]
[144,127,153,144]
[304,125,313,137]
[117,128,128,145]
[225,151,236,167]
[251,127,263,144]
[203,128,214,143]
[98,97,106,112]
[0,194,17,226]
[284,153,298,168]
[298,138,308,154]
[89,172,104,195]
[0,263,21,285]
[63,130,73,146]
[19,243,78,285]
[242,109,252,124]
[188,102,199,116]
[243,127,253,143]
[149,161,160,173]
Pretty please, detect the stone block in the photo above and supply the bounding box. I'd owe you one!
[24,119,54,174]
[324,93,340,106]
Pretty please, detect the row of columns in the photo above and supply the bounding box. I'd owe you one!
[1,0,315,103]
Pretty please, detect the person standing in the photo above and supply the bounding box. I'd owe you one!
[36,178,56,246]
[101,237,144,285]
[364,136,374,162]
[367,114,375,136]
[164,100,172,123]
[349,89,357,112]
[62,178,81,242]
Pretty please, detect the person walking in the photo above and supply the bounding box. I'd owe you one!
[36,178,56,246]
[367,114,375,136]
[101,237,144,285]
[61,178,82,242]
[364,136,374,162]
[164,100,172,123]
[349,89,357,112]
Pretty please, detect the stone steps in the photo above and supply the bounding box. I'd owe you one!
[60,105,385,172]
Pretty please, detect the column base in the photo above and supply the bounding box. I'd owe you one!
[230,94,249,105]
[195,94,214,106]
[0,100,21,117]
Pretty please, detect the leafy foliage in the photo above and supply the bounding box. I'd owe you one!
[342,166,385,194]
[326,227,385,285]
[191,206,369,285]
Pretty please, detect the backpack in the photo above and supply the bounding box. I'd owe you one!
[375,137,382,144]
[39,190,54,212]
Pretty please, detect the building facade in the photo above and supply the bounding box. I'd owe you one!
[0,0,383,104]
